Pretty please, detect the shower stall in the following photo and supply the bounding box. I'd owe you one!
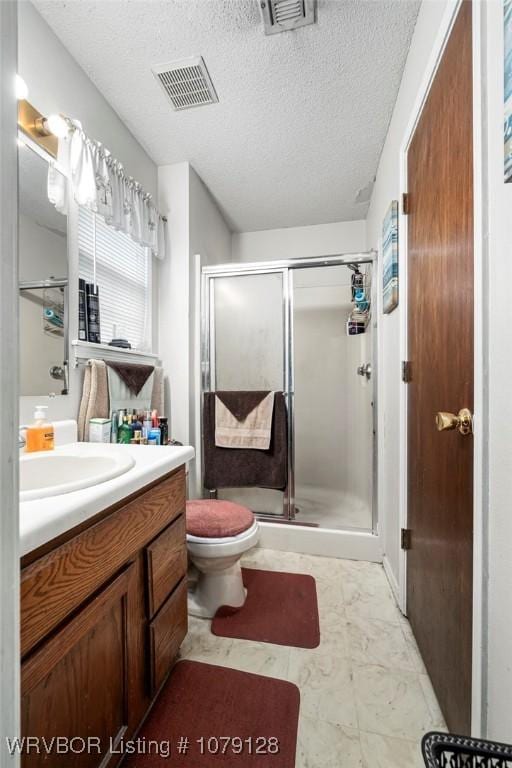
[200,252,377,534]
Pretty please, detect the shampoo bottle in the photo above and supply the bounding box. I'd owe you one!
[78,278,88,341]
[142,410,152,439]
[25,406,54,452]
[131,412,143,435]
[85,282,101,343]
[118,415,132,445]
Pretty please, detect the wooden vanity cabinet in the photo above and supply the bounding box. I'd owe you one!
[20,466,188,768]
[21,565,136,768]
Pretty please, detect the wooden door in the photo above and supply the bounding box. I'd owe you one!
[406,1,473,735]
[21,565,136,768]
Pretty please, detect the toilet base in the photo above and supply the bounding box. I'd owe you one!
[187,559,247,619]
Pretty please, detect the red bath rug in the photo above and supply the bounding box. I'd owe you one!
[122,660,300,767]
[211,568,320,649]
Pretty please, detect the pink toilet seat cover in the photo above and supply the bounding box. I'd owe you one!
[186,499,255,538]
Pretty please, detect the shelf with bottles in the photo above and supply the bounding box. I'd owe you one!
[106,409,170,446]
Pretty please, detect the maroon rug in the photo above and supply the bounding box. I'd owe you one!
[211,568,320,649]
[123,660,300,766]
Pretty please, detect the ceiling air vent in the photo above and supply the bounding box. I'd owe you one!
[152,56,218,111]
[260,0,317,35]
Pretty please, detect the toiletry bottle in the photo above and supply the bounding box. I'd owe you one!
[131,412,143,435]
[118,415,132,445]
[110,410,118,443]
[158,417,168,446]
[25,405,54,452]
[85,282,101,343]
[78,278,88,341]
[142,410,152,439]
[354,289,369,313]
[148,425,161,445]
[133,430,142,445]
[116,409,125,442]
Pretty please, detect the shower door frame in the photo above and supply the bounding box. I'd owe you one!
[201,251,378,533]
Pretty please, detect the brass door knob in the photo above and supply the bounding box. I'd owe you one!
[435,408,473,435]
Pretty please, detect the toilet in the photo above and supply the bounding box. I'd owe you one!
[186,499,260,619]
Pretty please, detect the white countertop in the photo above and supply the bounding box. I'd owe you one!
[20,442,195,557]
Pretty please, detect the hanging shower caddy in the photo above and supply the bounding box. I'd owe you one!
[347,263,372,335]
[43,285,65,337]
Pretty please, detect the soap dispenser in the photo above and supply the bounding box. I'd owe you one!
[25,405,54,452]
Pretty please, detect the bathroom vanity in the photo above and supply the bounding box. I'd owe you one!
[19,444,194,768]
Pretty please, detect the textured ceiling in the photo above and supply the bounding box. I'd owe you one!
[33,0,420,232]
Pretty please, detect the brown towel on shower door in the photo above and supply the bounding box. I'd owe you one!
[203,391,288,490]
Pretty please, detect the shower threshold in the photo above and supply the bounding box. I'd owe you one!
[255,513,319,528]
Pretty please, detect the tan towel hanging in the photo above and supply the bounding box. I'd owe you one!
[77,359,109,441]
[215,391,275,450]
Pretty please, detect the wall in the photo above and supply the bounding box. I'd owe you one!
[189,169,233,267]
[365,0,450,590]
[232,220,366,262]
[158,162,190,443]
[158,162,232,492]
[480,0,512,743]
[0,1,20,757]
[18,2,158,424]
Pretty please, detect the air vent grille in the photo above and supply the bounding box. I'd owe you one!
[261,0,316,35]
[152,56,218,111]
[274,0,303,24]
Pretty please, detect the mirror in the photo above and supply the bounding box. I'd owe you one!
[18,135,69,396]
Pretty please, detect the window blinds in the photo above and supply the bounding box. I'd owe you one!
[78,206,151,350]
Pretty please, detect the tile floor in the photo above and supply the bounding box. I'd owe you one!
[179,548,447,768]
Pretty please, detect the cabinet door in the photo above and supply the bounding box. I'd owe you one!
[21,565,136,768]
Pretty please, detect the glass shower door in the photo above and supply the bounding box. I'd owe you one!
[291,265,373,530]
[206,271,289,517]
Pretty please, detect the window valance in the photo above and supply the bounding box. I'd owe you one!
[48,119,166,260]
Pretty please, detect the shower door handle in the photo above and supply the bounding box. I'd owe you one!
[357,363,372,380]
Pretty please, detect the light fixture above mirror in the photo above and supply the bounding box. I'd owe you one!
[17,98,70,158]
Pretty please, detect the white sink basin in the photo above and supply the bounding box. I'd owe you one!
[20,447,135,501]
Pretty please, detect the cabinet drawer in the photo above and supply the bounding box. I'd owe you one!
[146,514,187,618]
[21,467,186,658]
[148,578,188,694]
